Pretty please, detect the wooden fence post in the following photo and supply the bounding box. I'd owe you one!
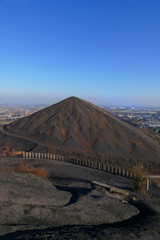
[122,169,125,176]
[125,170,129,177]
[90,161,93,168]
[106,165,110,172]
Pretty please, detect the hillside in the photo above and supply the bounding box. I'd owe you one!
[0,96,160,167]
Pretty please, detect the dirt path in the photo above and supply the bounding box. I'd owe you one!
[0,125,42,146]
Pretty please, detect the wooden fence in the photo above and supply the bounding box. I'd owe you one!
[22,151,133,178]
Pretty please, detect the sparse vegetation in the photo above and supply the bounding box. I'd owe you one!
[0,147,24,157]
[131,163,148,193]
[1,161,49,178]
[16,162,50,178]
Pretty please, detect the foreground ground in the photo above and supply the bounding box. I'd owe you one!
[0,157,160,240]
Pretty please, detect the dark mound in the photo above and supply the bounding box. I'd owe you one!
[2,96,160,167]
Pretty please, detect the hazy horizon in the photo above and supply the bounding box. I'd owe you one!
[0,0,160,107]
[0,94,160,108]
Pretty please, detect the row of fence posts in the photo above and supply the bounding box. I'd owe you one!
[23,151,133,178]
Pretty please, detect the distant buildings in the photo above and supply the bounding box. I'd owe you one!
[105,106,160,130]
[0,105,43,124]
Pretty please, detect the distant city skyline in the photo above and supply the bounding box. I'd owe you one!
[0,0,160,106]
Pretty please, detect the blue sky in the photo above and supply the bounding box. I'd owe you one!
[0,0,160,106]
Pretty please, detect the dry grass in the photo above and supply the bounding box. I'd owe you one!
[1,162,49,178]
[131,163,148,194]
[16,162,50,178]
[0,147,24,157]
[10,151,24,156]
[0,147,10,156]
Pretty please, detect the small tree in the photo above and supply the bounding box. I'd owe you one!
[131,163,148,193]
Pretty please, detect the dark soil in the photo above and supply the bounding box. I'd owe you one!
[0,157,160,240]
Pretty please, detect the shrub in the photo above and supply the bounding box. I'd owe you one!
[16,162,49,178]
[1,162,49,178]
[131,163,148,193]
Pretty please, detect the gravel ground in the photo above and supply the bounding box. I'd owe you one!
[0,157,160,240]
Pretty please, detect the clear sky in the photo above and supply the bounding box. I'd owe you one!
[0,0,160,106]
